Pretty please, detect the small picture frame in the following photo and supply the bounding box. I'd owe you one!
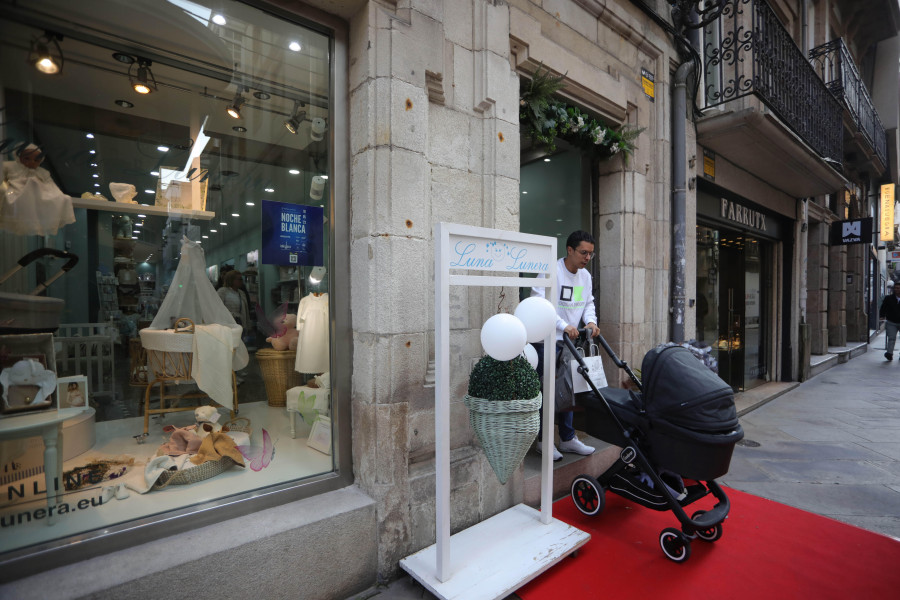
[307,415,332,455]
[57,375,88,409]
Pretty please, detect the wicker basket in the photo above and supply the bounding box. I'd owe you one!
[152,456,237,490]
[256,348,302,407]
[463,393,541,485]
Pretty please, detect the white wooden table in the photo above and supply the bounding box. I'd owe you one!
[0,408,87,524]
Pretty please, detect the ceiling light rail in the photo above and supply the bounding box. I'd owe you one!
[0,4,331,109]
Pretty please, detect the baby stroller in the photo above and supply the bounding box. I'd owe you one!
[565,331,743,562]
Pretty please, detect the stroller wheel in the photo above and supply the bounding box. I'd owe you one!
[571,474,605,516]
[691,510,724,542]
[659,528,691,563]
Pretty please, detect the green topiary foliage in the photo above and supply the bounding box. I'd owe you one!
[467,355,540,401]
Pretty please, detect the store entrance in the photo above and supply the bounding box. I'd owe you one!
[697,225,771,392]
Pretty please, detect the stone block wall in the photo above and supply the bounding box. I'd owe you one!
[349,0,678,581]
[349,0,522,580]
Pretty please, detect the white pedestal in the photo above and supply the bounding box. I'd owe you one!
[400,503,589,600]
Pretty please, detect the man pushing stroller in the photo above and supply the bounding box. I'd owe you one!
[531,230,600,461]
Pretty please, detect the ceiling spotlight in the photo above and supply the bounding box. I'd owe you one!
[29,32,64,75]
[232,126,247,133]
[157,146,169,152]
[253,91,271,100]
[130,58,157,94]
[212,14,226,25]
[264,187,274,193]
[226,90,245,119]
[289,169,300,175]
[115,99,134,108]
[231,213,240,217]
[284,101,306,134]
[86,133,94,139]
[246,201,255,206]
[289,41,301,52]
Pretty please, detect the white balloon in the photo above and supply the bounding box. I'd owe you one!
[522,343,538,369]
[480,313,528,361]
[514,296,557,343]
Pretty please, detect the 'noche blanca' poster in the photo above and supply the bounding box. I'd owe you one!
[261,200,324,266]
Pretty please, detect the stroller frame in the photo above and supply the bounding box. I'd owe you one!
[565,331,734,563]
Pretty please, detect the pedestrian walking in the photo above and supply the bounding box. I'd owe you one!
[878,280,900,360]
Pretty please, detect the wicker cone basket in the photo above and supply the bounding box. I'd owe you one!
[463,393,542,485]
[256,348,303,407]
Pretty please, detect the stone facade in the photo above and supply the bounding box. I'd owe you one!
[347,0,678,580]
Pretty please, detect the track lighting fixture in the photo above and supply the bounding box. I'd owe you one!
[284,102,307,134]
[226,90,245,119]
[29,32,64,75]
[129,58,157,94]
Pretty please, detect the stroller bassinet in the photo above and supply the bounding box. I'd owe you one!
[566,334,743,562]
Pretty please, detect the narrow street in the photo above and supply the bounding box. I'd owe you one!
[724,332,900,540]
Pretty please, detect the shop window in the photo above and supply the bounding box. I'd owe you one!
[0,0,338,560]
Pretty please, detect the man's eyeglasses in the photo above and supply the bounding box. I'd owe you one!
[576,249,595,259]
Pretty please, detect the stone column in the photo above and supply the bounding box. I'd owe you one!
[828,243,848,347]
[348,0,520,581]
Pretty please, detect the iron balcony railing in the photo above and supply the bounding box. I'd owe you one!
[702,0,843,167]
[810,38,888,168]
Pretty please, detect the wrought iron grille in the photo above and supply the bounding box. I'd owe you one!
[810,38,888,168]
[702,0,843,165]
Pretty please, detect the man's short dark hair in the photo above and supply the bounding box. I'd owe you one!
[566,230,595,250]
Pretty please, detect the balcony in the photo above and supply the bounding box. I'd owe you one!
[697,0,846,198]
[810,38,888,173]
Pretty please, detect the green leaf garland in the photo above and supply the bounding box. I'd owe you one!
[520,66,643,164]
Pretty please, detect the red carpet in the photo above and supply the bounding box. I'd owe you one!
[517,487,900,599]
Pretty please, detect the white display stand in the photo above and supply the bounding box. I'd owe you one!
[400,223,589,599]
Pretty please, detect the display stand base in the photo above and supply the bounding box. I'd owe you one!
[400,503,589,600]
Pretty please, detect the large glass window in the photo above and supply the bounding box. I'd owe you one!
[0,0,335,557]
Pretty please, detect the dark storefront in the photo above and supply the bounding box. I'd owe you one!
[697,185,789,392]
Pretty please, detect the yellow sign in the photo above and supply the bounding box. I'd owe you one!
[703,149,715,180]
[641,68,654,102]
[881,183,895,241]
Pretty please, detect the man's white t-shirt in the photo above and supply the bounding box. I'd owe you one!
[531,257,597,341]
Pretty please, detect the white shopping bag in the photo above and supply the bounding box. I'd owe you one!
[571,343,608,393]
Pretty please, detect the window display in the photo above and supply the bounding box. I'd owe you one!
[0,0,335,557]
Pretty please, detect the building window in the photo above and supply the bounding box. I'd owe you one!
[0,0,342,562]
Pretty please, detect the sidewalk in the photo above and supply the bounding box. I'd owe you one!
[723,330,900,540]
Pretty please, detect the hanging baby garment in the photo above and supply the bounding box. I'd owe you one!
[295,293,329,374]
[1,160,75,236]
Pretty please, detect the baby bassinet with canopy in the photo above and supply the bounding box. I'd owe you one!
[138,237,248,435]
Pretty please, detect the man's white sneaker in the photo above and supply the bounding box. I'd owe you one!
[559,437,595,456]
[536,442,563,461]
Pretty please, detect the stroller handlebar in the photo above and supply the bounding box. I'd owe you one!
[576,328,626,368]
[574,328,643,392]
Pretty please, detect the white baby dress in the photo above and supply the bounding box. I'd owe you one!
[1,160,75,236]
[295,293,329,374]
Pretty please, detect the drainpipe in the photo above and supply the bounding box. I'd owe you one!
[801,0,809,55]
[671,60,694,343]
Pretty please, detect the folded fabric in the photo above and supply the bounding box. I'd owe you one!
[117,454,191,494]
[156,425,202,456]
[190,431,245,466]
[191,324,239,410]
